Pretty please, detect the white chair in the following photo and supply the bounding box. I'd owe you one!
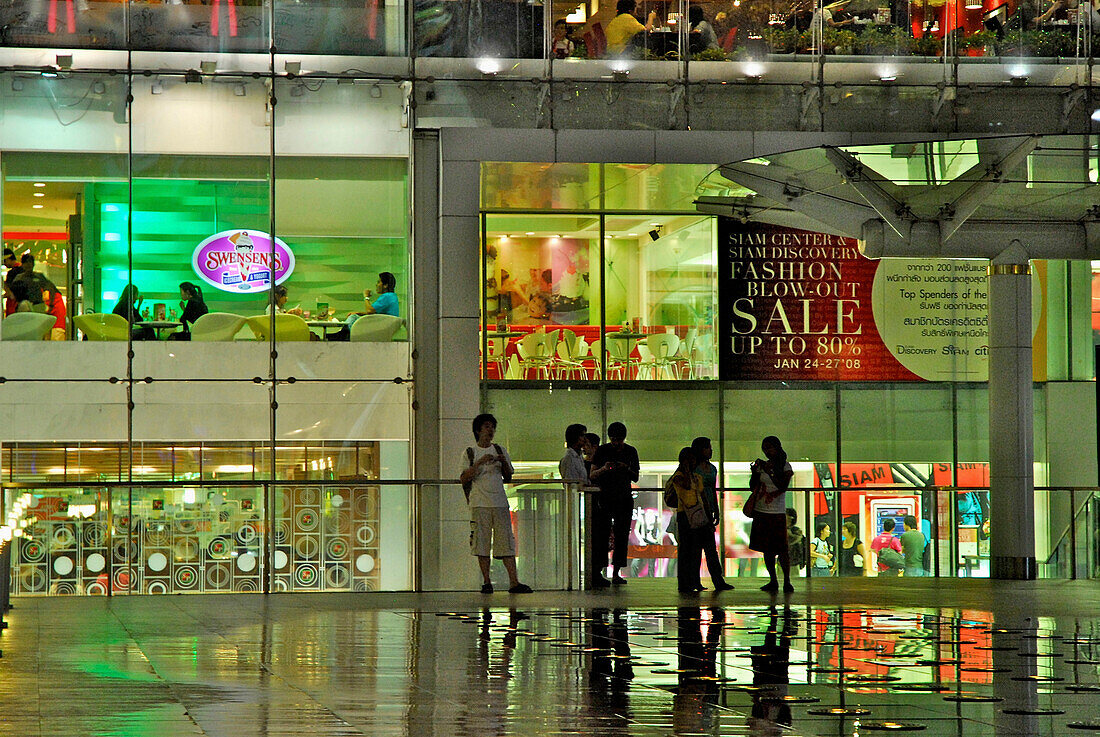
[647,333,681,379]
[675,328,698,378]
[606,336,632,379]
[190,313,247,342]
[589,338,624,380]
[554,330,588,379]
[73,313,130,341]
[1,312,55,341]
[516,331,556,379]
[485,336,508,378]
[350,314,404,342]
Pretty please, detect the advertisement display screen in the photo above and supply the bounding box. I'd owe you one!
[717,219,1014,382]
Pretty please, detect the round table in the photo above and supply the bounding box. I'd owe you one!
[144,321,182,339]
[307,320,348,338]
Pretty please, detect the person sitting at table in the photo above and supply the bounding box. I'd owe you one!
[112,284,155,340]
[811,0,854,28]
[689,5,720,52]
[552,19,576,58]
[605,0,658,55]
[43,278,66,340]
[329,272,401,341]
[264,284,303,316]
[168,281,209,341]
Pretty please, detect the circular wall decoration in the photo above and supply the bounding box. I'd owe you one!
[206,563,231,588]
[274,549,289,570]
[237,552,257,573]
[52,526,76,550]
[53,581,77,595]
[273,578,288,592]
[297,487,319,506]
[174,566,199,590]
[207,537,231,559]
[355,553,376,574]
[324,512,350,535]
[295,535,319,559]
[294,563,319,587]
[176,519,198,534]
[22,567,46,592]
[235,524,258,546]
[295,508,319,532]
[86,580,107,595]
[278,490,292,512]
[234,579,258,592]
[86,552,106,573]
[147,552,168,573]
[331,493,345,507]
[83,522,107,547]
[354,493,370,516]
[53,555,75,576]
[22,538,46,563]
[326,538,349,560]
[147,581,168,594]
[113,569,133,591]
[113,541,139,563]
[353,579,376,592]
[274,521,290,544]
[326,564,350,589]
[355,524,376,546]
[174,538,200,561]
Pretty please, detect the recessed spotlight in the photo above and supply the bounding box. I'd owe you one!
[628,232,638,236]
[33,192,44,197]
[525,231,534,235]
[33,182,45,188]
[32,204,43,209]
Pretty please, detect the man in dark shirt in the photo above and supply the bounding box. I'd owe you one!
[590,422,640,586]
[3,248,19,312]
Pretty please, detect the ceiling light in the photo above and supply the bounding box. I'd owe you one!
[200,60,217,74]
[525,231,534,235]
[369,83,382,98]
[32,204,43,209]
[284,60,301,75]
[33,182,45,187]
[151,80,163,94]
[33,192,44,197]
[1091,108,1100,122]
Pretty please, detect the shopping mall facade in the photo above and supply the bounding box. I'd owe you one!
[0,1,1097,596]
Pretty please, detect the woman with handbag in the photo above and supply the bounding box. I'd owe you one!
[667,446,733,594]
[747,436,794,594]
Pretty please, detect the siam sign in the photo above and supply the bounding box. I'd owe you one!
[716,220,1034,382]
[192,229,295,294]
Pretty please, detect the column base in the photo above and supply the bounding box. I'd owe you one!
[992,555,1037,580]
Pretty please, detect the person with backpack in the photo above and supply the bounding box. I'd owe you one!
[870,518,904,575]
[459,413,533,595]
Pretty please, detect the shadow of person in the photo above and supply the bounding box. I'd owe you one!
[748,605,795,734]
[673,606,724,734]
[587,607,633,735]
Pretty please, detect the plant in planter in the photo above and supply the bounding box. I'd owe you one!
[910,33,942,56]
[857,25,912,55]
[958,29,997,56]
[1030,28,1073,57]
[996,29,1033,55]
[821,27,858,54]
[762,27,800,53]
[693,47,731,61]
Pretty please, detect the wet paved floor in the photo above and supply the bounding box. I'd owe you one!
[3,579,1100,736]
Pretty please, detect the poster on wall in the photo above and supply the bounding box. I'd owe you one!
[485,237,590,325]
[717,220,1030,382]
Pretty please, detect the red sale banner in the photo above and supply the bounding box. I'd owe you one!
[719,220,921,381]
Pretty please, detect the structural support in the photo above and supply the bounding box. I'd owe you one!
[988,242,1036,580]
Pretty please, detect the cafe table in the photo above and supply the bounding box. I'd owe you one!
[145,320,182,339]
[607,331,646,379]
[307,320,348,338]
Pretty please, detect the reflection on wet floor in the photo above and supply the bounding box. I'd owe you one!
[4,593,1100,736]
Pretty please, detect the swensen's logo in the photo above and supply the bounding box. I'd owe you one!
[192,229,295,295]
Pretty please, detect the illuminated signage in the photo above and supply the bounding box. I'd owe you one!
[192,229,295,294]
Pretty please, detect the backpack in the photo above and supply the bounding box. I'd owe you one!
[462,444,510,502]
[877,547,905,570]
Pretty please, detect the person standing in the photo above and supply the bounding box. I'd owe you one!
[838,521,866,577]
[458,413,533,594]
[869,518,904,575]
[900,515,927,577]
[690,436,733,592]
[590,422,640,586]
[811,522,835,575]
[748,436,794,593]
[559,423,589,486]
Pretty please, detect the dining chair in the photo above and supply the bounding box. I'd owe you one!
[1,312,55,341]
[516,332,553,379]
[646,333,681,380]
[190,313,248,342]
[245,314,312,342]
[73,313,131,341]
[350,314,404,342]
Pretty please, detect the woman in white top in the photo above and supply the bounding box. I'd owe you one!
[747,435,794,593]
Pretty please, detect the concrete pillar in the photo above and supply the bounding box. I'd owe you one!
[988,242,1036,580]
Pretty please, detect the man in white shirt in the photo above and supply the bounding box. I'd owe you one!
[558,423,589,488]
[459,413,533,594]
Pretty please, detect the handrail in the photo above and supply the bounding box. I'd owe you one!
[1043,490,1093,568]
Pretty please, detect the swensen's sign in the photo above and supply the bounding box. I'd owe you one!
[192,230,295,294]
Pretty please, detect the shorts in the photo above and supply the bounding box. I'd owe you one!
[470,506,516,558]
[748,512,788,554]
